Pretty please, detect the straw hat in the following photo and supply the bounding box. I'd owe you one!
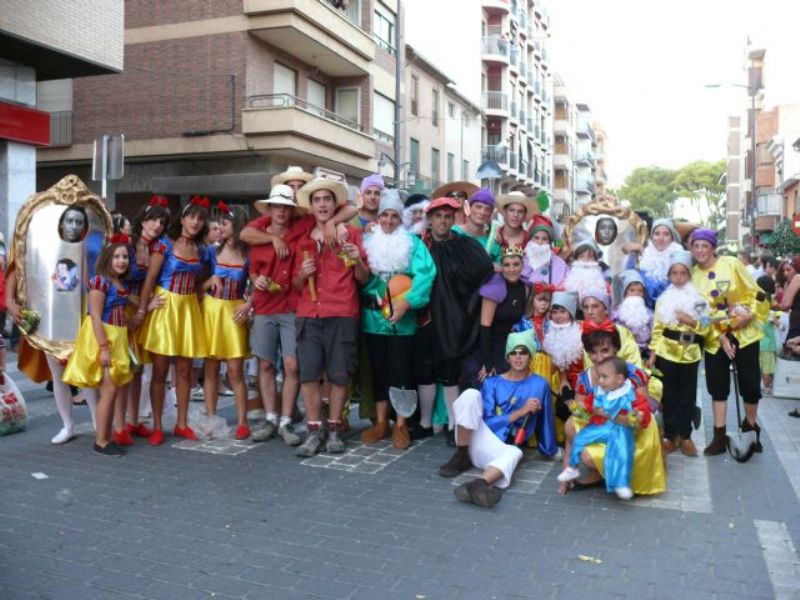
[253,184,300,214]
[431,181,480,201]
[297,178,349,209]
[496,191,536,214]
[270,166,314,187]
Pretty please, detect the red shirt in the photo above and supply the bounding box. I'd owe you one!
[291,225,367,319]
[246,214,316,315]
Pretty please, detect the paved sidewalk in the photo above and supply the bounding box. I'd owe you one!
[1,364,799,600]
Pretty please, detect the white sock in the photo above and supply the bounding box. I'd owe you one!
[266,412,279,424]
[443,385,459,431]
[279,415,292,428]
[46,355,74,431]
[418,384,436,428]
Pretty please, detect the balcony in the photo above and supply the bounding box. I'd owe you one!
[482,91,509,116]
[533,79,542,98]
[519,109,527,125]
[509,46,520,71]
[481,0,511,13]
[518,8,528,29]
[519,61,528,83]
[533,40,542,58]
[482,145,509,164]
[509,101,519,122]
[527,117,534,132]
[575,177,596,195]
[553,154,573,170]
[243,93,374,168]
[575,151,595,165]
[508,151,519,172]
[48,110,72,147]
[576,121,594,139]
[756,192,782,216]
[244,0,374,76]
[481,35,510,63]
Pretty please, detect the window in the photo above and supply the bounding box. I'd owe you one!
[373,92,395,142]
[448,102,455,118]
[273,63,296,97]
[431,148,440,184]
[373,4,395,55]
[462,159,470,181]
[432,88,439,126]
[344,0,361,26]
[463,111,470,128]
[410,138,420,179]
[447,152,455,182]
[307,79,326,116]
[410,74,418,116]
[335,87,360,127]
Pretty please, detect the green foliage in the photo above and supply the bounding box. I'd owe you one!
[766,219,800,257]
[618,166,678,218]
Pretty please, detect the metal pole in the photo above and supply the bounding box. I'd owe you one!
[393,0,402,186]
[749,83,757,252]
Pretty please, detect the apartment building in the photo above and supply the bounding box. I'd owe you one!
[36,0,399,215]
[0,0,123,237]
[593,122,608,199]
[574,103,596,206]
[551,73,574,218]
[480,0,552,194]
[400,45,481,194]
[725,115,745,245]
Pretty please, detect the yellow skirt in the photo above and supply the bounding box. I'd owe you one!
[202,295,249,360]
[125,301,150,365]
[63,318,133,388]
[577,417,667,496]
[139,287,208,358]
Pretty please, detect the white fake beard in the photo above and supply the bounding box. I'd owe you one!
[542,321,584,370]
[364,226,413,275]
[656,282,707,326]
[564,260,606,296]
[617,295,651,329]
[403,203,428,234]
[639,241,684,283]
[525,241,552,270]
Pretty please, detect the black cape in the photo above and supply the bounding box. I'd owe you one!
[427,233,494,361]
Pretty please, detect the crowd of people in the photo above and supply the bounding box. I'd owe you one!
[7,166,800,510]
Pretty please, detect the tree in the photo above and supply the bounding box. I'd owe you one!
[672,160,726,235]
[618,166,678,218]
[766,219,800,257]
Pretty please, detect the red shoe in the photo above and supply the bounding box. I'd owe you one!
[113,428,135,446]
[148,429,165,446]
[173,425,198,441]
[128,422,153,438]
[234,425,251,440]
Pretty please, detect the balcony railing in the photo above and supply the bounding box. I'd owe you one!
[482,90,509,111]
[518,8,528,29]
[576,121,594,139]
[48,110,72,147]
[510,46,519,68]
[520,158,529,177]
[575,151,595,164]
[520,61,528,80]
[482,145,508,164]
[510,101,518,119]
[575,178,596,194]
[481,35,510,58]
[247,93,364,132]
[508,151,519,170]
[756,192,782,216]
[527,117,534,132]
[519,109,527,125]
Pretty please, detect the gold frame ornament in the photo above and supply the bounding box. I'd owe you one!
[562,196,648,259]
[12,175,112,359]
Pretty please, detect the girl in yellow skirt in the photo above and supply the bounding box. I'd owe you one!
[128,196,211,446]
[202,202,252,440]
[63,240,135,457]
[112,196,170,446]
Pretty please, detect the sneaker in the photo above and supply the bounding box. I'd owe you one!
[252,421,277,443]
[614,486,634,500]
[51,426,76,445]
[93,442,125,457]
[326,430,346,454]
[128,422,153,438]
[278,424,302,446]
[148,429,165,446]
[218,385,235,397]
[234,424,251,440]
[190,387,204,401]
[173,425,198,441]
[296,429,325,458]
[113,429,135,446]
[557,466,581,483]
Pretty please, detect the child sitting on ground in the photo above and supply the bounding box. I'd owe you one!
[557,356,644,500]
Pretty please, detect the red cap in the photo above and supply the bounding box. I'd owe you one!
[425,197,461,213]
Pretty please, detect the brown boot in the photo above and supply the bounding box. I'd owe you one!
[439,446,473,477]
[703,426,727,456]
[392,423,411,450]
[661,437,677,454]
[680,437,698,457]
[360,420,390,444]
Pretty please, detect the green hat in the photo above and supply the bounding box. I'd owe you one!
[505,330,538,357]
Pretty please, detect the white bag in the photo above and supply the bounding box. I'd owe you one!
[0,373,27,436]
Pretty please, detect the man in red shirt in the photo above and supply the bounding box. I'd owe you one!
[292,178,369,457]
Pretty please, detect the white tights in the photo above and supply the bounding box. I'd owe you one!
[45,354,97,431]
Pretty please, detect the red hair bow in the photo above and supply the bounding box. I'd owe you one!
[148,195,169,208]
[582,319,616,335]
[217,200,232,215]
[110,233,130,245]
[533,282,554,295]
[189,195,210,210]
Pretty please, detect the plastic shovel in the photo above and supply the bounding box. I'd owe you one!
[726,362,757,463]
[389,387,418,419]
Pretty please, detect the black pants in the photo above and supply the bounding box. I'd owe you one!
[414,323,461,387]
[704,337,761,405]
[656,356,699,440]
[365,333,415,403]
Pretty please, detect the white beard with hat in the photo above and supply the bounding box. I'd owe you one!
[656,282,707,326]
[543,321,584,371]
[616,296,652,330]
[564,260,606,298]
[364,226,413,275]
[403,200,429,236]
[639,241,684,283]
[525,241,552,271]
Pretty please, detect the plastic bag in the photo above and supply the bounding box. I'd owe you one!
[0,373,27,436]
[187,404,230,441]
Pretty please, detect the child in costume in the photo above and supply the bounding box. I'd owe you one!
[202,202,252,440]
[624,218,684,303]
[612,270,653,359]
[528,283,553,348]
[558,356,645,499]
[563,239,608,300]
[63,240,148,456]
[756,275,780,394]
[542,291,584,422]
[647,250,710,456]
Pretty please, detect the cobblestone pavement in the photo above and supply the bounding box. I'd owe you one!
[1,360,800,600]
